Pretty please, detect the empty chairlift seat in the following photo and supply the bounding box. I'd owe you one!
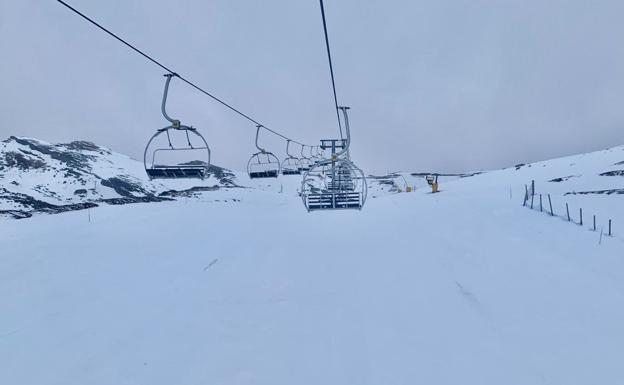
[248,152,280,178]
[282,167,301,176]
[301,157,367,212]
[301,106,367,212]
[144,74,211,180]
[281,140,302,175]
[249,167,279,179]
[146,164,206,179]
[306,192,363,211]
[247,125,281,179]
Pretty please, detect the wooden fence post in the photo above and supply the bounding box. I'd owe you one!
[539,194,543,212]
[609,219,612,236]
[523,185,528,206]
[593,215,596,231]
[566,203,570,221]
[580,208,583,226]
[548,194,553,216]
[531,194,534,209]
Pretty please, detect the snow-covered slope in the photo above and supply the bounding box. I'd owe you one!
[0,136,240,218]
[459,145,624,230]
[1,140,624,384]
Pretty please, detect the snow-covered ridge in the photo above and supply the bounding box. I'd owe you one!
[499,146,624,196]
[1,135,623,219]
[0,136,239,218]
[0,136,462,219]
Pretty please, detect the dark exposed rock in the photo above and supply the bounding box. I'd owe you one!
[549,175,578,182]
[0,188,98,215]
[99,196,171,205]
[74,189,88,196]
[59,167,85,180]
[0,210,32,219]
[159,185,224,197]
[10,136,97,172]
[565,189,624,195]
[60,141,110,154]
[600,170,624,177]
[178,162,238,186]
[1,151,46,170]
[100,177,152,197]
[0,188,59,211]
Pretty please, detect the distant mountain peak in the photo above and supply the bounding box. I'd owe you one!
[0,136,240,219]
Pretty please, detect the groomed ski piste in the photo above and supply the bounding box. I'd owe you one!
[2,143,624,385]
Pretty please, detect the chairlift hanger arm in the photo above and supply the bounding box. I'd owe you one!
[333,106,351,157]
[161,74,181,127]
[255,125,268,153]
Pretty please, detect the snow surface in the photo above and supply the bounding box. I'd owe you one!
[1,144,624,384]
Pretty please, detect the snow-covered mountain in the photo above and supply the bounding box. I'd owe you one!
[1,135,623,221]
[0,136,239,218]
[0,136,470,218]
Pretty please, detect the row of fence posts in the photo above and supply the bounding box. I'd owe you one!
[523,180,613,237]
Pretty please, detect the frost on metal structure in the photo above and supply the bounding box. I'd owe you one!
[301,107,367,211]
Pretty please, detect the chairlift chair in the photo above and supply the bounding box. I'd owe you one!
[247,125,281,178]
[301,107,367,211]
[302,158,366,211]
[281,140,301,175]
[298,145,313,172]
[144,74,211,180]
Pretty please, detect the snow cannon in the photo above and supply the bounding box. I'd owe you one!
[426,175,439,193]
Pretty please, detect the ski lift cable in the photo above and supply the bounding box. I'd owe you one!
[318,0,343,140]
[56,0,312,147]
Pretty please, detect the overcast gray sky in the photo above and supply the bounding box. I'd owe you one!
[1,0,623,174]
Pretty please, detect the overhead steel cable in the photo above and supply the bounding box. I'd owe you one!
[56,0,310,147]
[318,0,343,139]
